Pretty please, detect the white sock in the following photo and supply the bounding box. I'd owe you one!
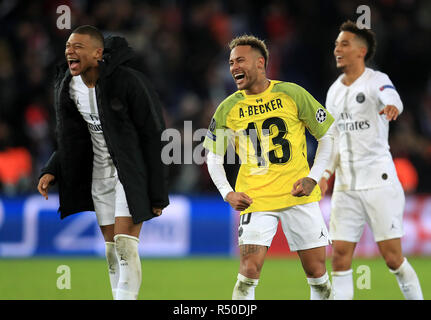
[389,258,423,300]
[307,272,333,300]
[105,242,119,299]
[331,269,354,300]
[114,234,141,300]
[232,273,259,300]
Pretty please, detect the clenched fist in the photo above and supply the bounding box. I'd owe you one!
[225,192,253,212]
[291,177,317,197]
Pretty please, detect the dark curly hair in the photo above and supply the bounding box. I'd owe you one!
[229,35,269,69]
[340,20,376,62]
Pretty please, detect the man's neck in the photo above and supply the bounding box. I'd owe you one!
[80,66,99,88]
[245,78,270,95]
[341,63,365,86]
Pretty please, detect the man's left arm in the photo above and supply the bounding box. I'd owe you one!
[291,126,334,197]
[291,84,335,197]
[128,73,170,212]
[375,73,403,121]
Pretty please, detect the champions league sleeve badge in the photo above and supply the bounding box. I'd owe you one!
[206,118,217,141]
[209,118,217,132]
[315,108,327,123]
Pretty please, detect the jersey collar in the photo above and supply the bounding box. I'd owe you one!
[339,68,370,88]
[240,79,275,98]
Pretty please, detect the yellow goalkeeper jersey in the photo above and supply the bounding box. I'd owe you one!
[203,80,334,214]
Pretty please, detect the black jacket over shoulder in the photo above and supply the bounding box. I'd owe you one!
[41,36,169,224]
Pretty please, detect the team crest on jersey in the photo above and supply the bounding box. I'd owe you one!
[356,92,366,103]
[315,108,327,123]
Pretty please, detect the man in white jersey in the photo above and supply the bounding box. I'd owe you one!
[37,26,169,300]
[319,21,423,300]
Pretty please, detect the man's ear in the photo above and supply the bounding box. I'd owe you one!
[358,45,367,60]
[95,47,104,60]
[257,56,266,70]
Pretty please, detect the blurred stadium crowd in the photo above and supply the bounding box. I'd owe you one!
[0,0,430,196]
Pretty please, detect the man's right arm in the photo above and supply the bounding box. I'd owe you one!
[206,151,252,211]
[37,151,59,199]
[203,98,253,211]
[40,151,59,179]
[206,151,233,201]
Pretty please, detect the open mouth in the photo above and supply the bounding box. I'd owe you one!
[68,59,80,69]
[234,73,245,80]
[233,73,245,84]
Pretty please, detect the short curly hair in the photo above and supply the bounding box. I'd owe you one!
[340,20,376,62]
[229,35,269,69]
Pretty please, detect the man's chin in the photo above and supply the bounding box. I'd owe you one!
[69,68,81,76]
[336,63,346,72]
[236,82,247,91]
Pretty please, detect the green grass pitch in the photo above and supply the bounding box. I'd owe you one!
[0,257,429,300]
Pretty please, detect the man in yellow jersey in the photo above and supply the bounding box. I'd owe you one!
[203,35,335,300]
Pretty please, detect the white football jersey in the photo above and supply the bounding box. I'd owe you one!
[325,67,403,191]
[69,75,116,179]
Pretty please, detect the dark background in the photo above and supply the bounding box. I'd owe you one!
[0,0,430,197]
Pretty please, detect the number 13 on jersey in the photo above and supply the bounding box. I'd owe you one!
[241,116,292,168]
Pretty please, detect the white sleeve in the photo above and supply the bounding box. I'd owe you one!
[320,86,340,178]
[323,120,339,176]
[307,123,335,182]
[206,151,234,201]
[374,72,403,114]
[324,136,339,176]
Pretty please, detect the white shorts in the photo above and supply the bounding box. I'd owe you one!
[329,183,405,243]
[91,175,132,226]
[238,202,331,252]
